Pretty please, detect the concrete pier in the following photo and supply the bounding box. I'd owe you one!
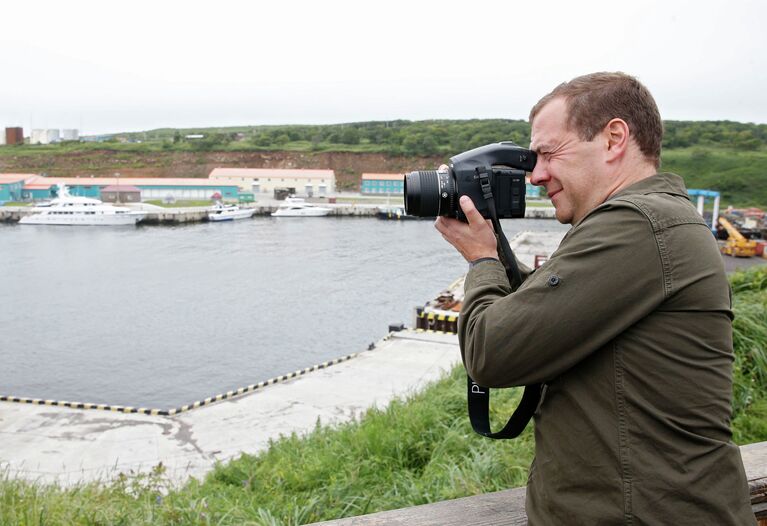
[0,330,460,486]
[1,202,557,224]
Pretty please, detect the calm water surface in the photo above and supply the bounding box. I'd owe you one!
[0,217,567,407]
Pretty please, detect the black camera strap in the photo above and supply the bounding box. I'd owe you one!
[465,167,542,439]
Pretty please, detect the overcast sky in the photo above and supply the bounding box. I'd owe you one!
[1,0,764,135]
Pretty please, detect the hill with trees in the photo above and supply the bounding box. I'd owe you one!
[1,119,765,206]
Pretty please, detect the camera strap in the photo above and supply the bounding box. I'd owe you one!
[465,167,541,439]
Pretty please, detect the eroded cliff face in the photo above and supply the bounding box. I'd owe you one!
[0,150,444,190]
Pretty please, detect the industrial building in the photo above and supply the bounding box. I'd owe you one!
[21,178,58,200]
[100,185,141,203]
[0,174,241,203]
[209,168,335,197]
[361,173,404,194]
[52,177,241,201]
[0,174,34,202]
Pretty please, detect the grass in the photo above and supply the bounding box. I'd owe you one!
[1,266,766,525]
[662,147,767,207]
[1,202,33,207]
[0,368,533,525]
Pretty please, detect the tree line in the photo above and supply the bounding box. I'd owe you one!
[135,119,767,156]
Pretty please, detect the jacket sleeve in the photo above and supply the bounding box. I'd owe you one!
[458,203,666,387]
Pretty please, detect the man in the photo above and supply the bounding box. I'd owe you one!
[435,72,754,524]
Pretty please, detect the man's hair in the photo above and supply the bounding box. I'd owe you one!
[529,72,663,168]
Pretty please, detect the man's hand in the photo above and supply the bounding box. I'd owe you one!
[434,196,499,263]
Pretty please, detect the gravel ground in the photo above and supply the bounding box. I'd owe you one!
[723,253,767,273]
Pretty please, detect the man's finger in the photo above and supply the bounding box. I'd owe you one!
[434,217,448,235]
[459,196,485,226]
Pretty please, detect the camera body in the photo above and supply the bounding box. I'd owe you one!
[404,142,537,220]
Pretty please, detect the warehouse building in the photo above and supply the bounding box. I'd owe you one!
[50,177,240,201]
[100,185,141,203]
[209,168,335,198]
[22,178,58,200]
[361,173,404,194]
[0,174,34,202]
[1,174,241,202]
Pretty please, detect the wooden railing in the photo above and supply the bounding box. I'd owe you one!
[312,440,767,525]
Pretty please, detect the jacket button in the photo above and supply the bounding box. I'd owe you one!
[547,275,561,287]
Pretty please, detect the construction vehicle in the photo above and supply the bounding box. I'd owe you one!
[718,216,757,257]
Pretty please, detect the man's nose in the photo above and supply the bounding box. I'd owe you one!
[530,162,549,186]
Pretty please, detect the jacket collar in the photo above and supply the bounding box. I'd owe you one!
[609,172,690,201]
[569,173,690,230]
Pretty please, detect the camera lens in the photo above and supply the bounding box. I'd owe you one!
[404,170,456,217]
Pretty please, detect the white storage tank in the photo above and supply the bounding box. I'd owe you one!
[31,129,46,144]
[62,129,79,141]
[46,129,60,143]
[31,129,61,144]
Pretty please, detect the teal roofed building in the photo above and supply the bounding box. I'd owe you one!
[0,174,37,203]
[46,177,240,201]
[361,173,404,194]
[4,174,242,204]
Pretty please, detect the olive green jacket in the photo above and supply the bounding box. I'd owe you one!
[459,173,754,524]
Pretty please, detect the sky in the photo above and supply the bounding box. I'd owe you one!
[0,0,765,135]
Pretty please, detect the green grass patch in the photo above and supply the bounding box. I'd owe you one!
[661,147,767,207]
[1,267,766,525]
[0,368,533,525]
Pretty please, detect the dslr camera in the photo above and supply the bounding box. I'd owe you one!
[403,142,537,220]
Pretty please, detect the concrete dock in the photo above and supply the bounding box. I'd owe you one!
[0,330,460,486]
[0,202,558,223]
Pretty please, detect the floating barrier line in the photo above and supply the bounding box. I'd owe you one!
[0,353,360,416]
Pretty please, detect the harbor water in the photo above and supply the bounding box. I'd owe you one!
[0,217,569,408]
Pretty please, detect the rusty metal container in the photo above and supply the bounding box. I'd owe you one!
[5,127,23,145]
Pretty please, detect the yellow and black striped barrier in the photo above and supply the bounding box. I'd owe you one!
[0,353,359,416]
[415,309,459,334]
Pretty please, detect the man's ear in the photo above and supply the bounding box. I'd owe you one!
[604,118,630,162]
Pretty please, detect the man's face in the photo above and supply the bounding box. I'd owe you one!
[529,98,608,225]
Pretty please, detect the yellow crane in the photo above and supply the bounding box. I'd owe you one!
[718,216,757,257]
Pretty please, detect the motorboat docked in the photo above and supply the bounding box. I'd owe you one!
[376,206,421,220]
[19,186,146,226]
[271,197,331,217]
[208,203,255,222]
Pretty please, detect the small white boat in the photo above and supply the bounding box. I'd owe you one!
[19,186,146,226]
[208,203,255,222]
[271,197,331,217]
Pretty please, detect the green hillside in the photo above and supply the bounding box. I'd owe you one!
[2,119,765,206]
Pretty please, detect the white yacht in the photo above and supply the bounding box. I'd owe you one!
[208,203,256,222]
[271,197,332,217]
[19,186,146,226]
